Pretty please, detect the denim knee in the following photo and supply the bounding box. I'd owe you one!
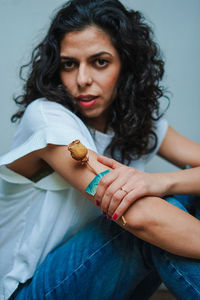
[150,245,200,299]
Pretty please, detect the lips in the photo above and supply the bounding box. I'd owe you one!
[77,95,98,102]
[76,95,99,108]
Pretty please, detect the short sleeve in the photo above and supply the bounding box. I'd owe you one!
[0,98,97,166]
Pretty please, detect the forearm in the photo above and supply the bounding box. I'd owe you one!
[40,145,200,259]
[156,167,200,196]
[121,196,200,259]
[165,167,200,196]
[157,126,200,196]
[39,144,109,205]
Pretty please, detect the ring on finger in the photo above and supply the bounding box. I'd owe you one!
[120,186,128,194]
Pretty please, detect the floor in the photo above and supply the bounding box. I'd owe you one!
[150,290,176,300]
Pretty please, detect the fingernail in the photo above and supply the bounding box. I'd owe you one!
[112,213,118,220]
[96,200,100,206]
[103,211,107,216]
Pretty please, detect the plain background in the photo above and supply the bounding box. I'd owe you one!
[0,0,199,172]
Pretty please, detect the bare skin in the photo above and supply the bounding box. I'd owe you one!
[6,126,200,259]
[95,126,200,219]
[7,26,200,259]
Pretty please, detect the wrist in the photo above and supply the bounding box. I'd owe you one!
[156,172,175,196]
[165,172,176,195]
[163,170,187,196]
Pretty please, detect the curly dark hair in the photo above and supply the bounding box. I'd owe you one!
[12,0,169,164]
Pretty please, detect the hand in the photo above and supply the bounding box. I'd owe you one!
[95,155,170,220]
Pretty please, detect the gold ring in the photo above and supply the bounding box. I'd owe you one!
[120,187,128,194]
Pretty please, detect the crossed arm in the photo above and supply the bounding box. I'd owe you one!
[37,126,200,259]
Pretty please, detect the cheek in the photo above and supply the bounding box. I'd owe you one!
[60,72,66,85]
[103,72,119,95]
[60,72,73,91]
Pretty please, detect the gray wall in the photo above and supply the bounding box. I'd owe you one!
[1,0,199,172]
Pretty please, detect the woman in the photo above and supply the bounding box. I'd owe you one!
[0,0,200,299]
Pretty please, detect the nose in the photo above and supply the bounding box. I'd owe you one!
[77,64,92,89]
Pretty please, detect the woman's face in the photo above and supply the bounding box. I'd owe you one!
[59,26,121,131]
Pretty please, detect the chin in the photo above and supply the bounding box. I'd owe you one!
[81,109,102,119]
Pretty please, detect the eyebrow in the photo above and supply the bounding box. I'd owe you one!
[60,51,113,60]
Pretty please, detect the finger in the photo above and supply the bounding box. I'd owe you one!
[112,189,143,220]
[107,188,127,217]
[97,155,121,169]
[95,169,118,203]
[100,177,128,214]
[103,178,129,214]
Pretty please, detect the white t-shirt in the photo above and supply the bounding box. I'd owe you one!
[0,98,168,299]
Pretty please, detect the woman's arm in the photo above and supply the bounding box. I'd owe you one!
[95,126,200,218]
[158,125,200,169]
[37,142,200,259]
[124,195,200,259]
[158,125,200,195]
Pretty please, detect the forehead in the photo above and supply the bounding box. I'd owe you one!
[60,26,117,56]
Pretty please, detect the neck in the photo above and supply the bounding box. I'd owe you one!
[85,116,108,133]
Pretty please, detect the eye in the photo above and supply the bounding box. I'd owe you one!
[95,59,109,68]
[61,60,76,71]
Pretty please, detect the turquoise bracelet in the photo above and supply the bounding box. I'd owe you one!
[85,169,110,196]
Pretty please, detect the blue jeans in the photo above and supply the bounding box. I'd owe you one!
[12,196,200,300]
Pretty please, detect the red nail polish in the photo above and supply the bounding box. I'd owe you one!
[103,211,107,216]
[96,200,100,206]
[112,213,118,220]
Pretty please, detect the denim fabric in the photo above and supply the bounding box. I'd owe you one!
[12,196,200,300]
[156,195,200,299]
